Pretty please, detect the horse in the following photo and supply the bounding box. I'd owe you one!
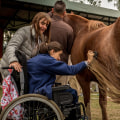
[63,13,120,120]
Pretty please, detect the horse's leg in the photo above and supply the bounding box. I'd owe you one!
[77,75,91,120]
[82,83,91,120]
[99,88,108,120]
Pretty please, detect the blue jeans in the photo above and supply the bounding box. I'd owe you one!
[64,88,78,104]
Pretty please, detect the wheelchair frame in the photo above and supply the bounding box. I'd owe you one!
[0,82,88,120]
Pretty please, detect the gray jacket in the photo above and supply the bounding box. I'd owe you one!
[1,25,39,78]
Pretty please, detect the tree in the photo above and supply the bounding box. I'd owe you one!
[68,0,101,7]
[87,0,101,6]
[69,0,120,10]
[111,0,120,10]
[88,0,120,10]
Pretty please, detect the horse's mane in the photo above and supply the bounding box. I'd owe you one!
[88,20,106,31]
[66,13,107,32]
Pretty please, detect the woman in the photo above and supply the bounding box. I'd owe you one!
[27,41,94,102]
[1,12,51,78]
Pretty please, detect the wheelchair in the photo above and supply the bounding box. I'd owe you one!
[0,51,88,120]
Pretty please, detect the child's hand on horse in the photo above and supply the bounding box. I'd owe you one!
[87,50,94,64]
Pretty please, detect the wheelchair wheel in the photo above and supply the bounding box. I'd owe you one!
[0,94,64,120]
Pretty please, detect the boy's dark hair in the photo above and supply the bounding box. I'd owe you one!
[39,41,63,54]
[54,0,66,14]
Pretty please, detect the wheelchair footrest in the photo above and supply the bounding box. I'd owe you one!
[61,104,75,117]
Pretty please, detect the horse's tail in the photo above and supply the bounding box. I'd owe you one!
[88,58,120,103]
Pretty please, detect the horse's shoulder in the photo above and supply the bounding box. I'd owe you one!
[88,20,106,31]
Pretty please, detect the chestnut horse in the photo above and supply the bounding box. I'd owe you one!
[63,14,120,120]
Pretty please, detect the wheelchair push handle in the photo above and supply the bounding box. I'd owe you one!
[1,66,14,69]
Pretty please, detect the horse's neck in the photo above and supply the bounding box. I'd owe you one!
[111,17,120,52]
[65,15,88,36]
[113,17,120,40]
[73,21,88,36]
[102,19,120,58]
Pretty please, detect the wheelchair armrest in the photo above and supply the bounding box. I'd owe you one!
[52,85,70,92]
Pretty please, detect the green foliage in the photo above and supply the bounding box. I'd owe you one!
[69,0,120,10]
[3,30,14,53]
[87,0,101,6]
[68,0,101,6]
[0,87,2,99]
[108,0,113,2]
[113,0,120,10]
[107,0,120,10]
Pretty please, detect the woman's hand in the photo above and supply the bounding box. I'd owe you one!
[87,50,94,64]
[9,61,22,72]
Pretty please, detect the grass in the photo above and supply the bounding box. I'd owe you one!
[79,93,120,120]
[0,87,2,99]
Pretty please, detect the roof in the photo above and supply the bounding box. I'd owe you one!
[17,0,120,18]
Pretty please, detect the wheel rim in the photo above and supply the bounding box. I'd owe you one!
[1,94,64,120]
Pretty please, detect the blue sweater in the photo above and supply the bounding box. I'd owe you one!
[27,54,87,99]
